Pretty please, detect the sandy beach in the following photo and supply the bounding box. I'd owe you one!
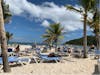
[0,56,98,75]
[0,0,99,75]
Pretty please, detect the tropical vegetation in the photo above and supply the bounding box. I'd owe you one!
[66,0,97,58]
[42,23,64,50]
[87,8,100,50]
[65,36,97,46]
[6,32,13,45]
[0,0,11,72]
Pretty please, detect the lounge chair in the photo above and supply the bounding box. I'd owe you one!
[0,56,19,71]
[95,50,100,55]
[0,56,18,65]
[0,57,3,70]
[39,54,61,63]
[17,57,31,65]
[37,52,61,63]
[94,50,100,59]
[33,48,61,63]
[71,49,82,58]
[0,56,31,71]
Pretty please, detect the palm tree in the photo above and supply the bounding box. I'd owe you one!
[0,0,11,72]
[43,23,64,50]
[87,9,100,50]
[66,0,96,58]
[6,32,13,45]
[2,0,12,23]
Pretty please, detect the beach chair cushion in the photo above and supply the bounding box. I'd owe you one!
[40,55,61,61]
[95,50,100,55]
[0,57,2,64]
[0,56,18,64]
[18,58,31,64]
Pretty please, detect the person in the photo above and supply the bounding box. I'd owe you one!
[63,47,67,52]
[89,44,95,52]
[32,43,36,49]
[67,48,72,56]
[15,45,20,56]
[57,47,61,52]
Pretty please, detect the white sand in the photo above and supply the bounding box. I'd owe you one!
[0,57,97,75]
[0,45,98,75]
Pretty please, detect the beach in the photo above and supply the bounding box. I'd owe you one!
[0,45,99,75]
[0,52,98,75]
[0,0,99,74]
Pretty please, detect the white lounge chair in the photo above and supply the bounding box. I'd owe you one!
[94,50,100,59]
[0,56,19,71]
[17,57,31,65]
[33,48,62,63]
[0,56,32,72]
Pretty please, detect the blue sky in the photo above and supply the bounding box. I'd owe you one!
[5,0,93,43]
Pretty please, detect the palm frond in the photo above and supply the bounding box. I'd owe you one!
[66,5,82,13]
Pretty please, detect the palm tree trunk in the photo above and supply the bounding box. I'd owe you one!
[0,0,11,72]
[83,13,88,58]
[95,33,99,50]
[55,38,58,52]
[7,39,9,45]
[98,32,100,50]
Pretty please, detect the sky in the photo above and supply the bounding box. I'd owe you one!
[4,0,93,43]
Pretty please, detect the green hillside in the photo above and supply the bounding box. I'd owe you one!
[65,36,96,46]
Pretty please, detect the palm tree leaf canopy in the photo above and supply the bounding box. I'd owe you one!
[1,0,12,23]
[42,23,64,45]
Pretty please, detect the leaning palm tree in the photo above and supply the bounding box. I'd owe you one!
[0,0,11,72]
[87,9,100,50]
[43,34,53,46]
[66,0,97,58]
[43,23,64,50]
[6,32,13,45]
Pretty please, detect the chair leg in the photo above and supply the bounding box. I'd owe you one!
[17,60,24,66]
[0,65,3,72]
[34,58,38,63]
[59,59,63,63]
[55,60,58,63]
[40,59,44,63]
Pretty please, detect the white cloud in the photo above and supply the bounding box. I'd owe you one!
[42,20,50,27]
[5,0,84,32]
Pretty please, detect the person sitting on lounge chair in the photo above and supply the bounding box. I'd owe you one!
[67,48,72,56]
[89,44,95,52]
[14,45,20,56]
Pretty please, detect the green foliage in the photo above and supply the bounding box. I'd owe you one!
[6,32,13,44]
[1,0,12,23]
[65,36,97,46]
[87,8,100,34]
[66,0,98,58]
[79,0,96,11]
[42,23,64,46]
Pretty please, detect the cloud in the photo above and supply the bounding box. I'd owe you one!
[5,0,84,32]
[41,20,50,27]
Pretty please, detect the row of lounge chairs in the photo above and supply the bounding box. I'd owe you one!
[0,47,100,71]
[0,48,62,71]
